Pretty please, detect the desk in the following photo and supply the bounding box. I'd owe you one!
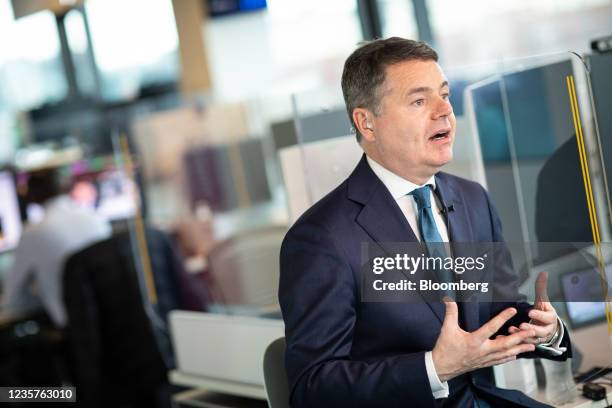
[532,383,612,407]
[169,371,268,408]
[169,311,283,407]
[169,370,267,400]
[172,389,267,408]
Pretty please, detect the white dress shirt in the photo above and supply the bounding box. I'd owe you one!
[366,156,566,400]
[2,195,111,327]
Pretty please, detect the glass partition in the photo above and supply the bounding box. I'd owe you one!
[458,51,612,328]
[127,95,292,317]
[492,51,611,404]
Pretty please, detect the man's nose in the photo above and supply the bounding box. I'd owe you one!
[433,98,453,119]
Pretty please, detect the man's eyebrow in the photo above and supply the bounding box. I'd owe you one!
[404,81,450,97]
[405,86,431,96]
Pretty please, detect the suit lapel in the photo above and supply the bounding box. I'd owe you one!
[348,156,444,323]
[348,156,418,247]
[434,173,474,245]
[355,185,418,249]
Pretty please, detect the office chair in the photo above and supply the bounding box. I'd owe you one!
[263,337,290,408]
[207,225,287,306]
[63,228,175,408]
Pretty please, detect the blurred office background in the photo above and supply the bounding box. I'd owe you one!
[0,0,611,407]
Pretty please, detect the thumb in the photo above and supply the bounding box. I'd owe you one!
[534,271,550,309]
[443,299,459,328]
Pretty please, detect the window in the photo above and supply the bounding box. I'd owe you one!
[64,9,98,98]
[428,0,612,68]
[0,1,67,110]
[84,0,180,101]
[205,0,362,103]
[379,0,418,39]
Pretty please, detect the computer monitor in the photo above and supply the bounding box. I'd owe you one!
[0,171,23,253]
[71,169,138,221]
[465,58,592,252]
[589,53,612,217]
[561,266,612,329]
[466,59,574,163]
[20,167,137,225]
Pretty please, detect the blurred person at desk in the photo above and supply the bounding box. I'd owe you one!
[2,166,111,327]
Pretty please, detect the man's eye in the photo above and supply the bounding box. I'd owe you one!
[442,93,450,101]
[413,99,425,106]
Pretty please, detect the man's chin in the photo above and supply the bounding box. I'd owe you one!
[430,151,453,169]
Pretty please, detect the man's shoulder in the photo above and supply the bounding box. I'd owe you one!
[281,179,358,262]
[292,179,353,231]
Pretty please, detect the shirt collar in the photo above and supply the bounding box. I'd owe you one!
[366,156,436,200]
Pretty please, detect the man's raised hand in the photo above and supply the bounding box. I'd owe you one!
[432,300,536,382]
[508,271,559,345]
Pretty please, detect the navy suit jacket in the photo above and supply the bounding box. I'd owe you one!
[279,155,571,407]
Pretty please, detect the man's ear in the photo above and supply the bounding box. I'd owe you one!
[352,108,375,142]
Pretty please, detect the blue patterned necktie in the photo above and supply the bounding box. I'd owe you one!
[409,185,455,299]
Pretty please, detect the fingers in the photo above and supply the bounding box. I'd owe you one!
[442,299,459,328]
[486,343,536,363]
[508,326,540,344]
[528,309,557,325]
[534,271,550,308]
[536,301,553,311]
[489,328,536,351]
[487,355,517,366]
[476,307,517,339]
[519,322,553,339]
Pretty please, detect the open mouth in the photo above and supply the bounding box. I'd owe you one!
[429,130,451,141]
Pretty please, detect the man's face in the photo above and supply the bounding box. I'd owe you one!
[364,59,456,183]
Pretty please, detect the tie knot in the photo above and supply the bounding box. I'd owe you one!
[410,185,432,209]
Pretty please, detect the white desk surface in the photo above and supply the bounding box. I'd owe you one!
[532,383,612,407]
[169,370,267,400]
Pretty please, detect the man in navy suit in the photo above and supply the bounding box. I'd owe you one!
[279,37,570,407]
